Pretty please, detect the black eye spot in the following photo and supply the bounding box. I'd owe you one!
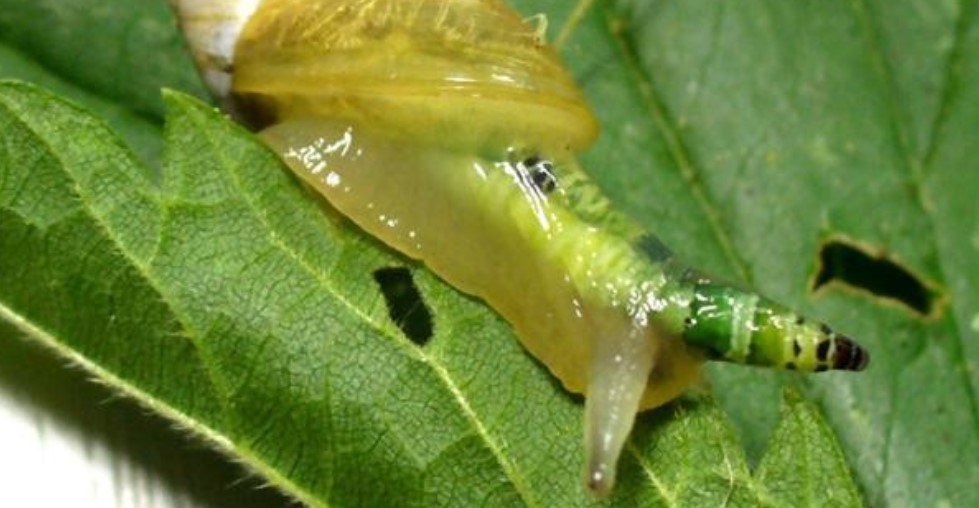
[528,159,557,194]
[373,267,433,346]
[533,170,555,190]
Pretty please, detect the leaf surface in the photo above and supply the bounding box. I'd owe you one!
[1,0,977,506]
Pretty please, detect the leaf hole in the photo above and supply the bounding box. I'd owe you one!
[373,267,433,346]
[811,239,940,317]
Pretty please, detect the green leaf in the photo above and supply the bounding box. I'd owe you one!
[755,391,863,507]
[1,0,977,506]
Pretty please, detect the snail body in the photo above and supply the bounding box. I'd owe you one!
[171,0,869,496]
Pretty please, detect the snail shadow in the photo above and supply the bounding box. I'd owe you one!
[0,320,295,508]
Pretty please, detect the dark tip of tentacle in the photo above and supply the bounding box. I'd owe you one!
[833,335,870,371]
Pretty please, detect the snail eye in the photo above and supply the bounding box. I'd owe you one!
[523,156,558,194]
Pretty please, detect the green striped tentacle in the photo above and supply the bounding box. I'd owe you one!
[681,282,869,372]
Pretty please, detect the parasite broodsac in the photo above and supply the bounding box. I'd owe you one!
[169,0,869,496]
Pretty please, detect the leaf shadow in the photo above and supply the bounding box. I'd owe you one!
[0,321,296,508]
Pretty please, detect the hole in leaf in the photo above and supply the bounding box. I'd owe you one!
[812,239,938,316]
[373,267,433,346]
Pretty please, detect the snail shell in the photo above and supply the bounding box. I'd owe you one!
[175,0,598,151]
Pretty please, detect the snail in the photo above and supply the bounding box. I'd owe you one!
[169,0,869,496]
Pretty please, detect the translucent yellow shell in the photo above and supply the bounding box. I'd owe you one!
[232,0,598,152]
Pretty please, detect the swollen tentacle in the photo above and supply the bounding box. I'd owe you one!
[682,283,870,372]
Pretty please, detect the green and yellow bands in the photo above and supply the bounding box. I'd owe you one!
[680,283,866,372]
